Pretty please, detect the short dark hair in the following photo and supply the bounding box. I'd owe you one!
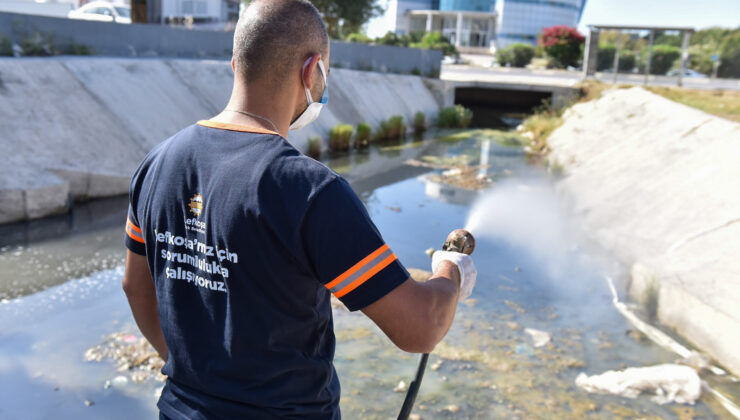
[233,0,329,84]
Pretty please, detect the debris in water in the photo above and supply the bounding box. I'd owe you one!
[515,344,534,356]
[524,328,551,348]
[514,266,521,272]
[84,332,166,383]
[431,360,444,371]
[575,364,701,405]
[443,404,460,413]
[504,300,526,313]
[426,166,492,190]
[84,399,94,407]
[394,380,407,392]
[103,380,111,389]
[386,206,402,213]
[409,414,422,420]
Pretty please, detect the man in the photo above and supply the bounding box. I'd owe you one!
[122,1,476,418]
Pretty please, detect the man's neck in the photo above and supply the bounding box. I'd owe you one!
[212,82,294,138]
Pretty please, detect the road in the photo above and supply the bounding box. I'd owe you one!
[441,64,740,91]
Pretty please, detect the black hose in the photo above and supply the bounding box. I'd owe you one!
[396,353,429,420]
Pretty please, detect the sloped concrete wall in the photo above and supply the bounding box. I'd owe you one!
[0,57,442,223]
[547,87,740,376]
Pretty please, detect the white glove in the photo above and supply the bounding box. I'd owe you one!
[431,250,477,301]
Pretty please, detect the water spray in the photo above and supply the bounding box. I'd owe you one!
[397,229,476,420]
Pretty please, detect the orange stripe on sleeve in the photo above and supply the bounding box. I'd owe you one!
[127,218,142,233]
[325,244,390,290]
[334,253,397,298]
[126,225,145,243]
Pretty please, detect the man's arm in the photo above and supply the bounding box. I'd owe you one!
[122,250,168,360]
[362,260,460,354]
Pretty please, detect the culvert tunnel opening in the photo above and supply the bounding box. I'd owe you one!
[454,87,552,129]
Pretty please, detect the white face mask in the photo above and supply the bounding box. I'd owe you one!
[289,58,328,131]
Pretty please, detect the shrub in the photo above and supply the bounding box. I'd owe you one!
[597,44,616,71]
[438,105,473,128]
[410,67,421,76]
[63,43,93,55]
[345,32,372,44]
[377,31,406,47]
[307,137,321,159]
[410,31,458,57]
[387,115,406,139]
[647,44,681,75]
[718,31,740,78]
[497,43,535,67]
[539,25,585,68]
[413,112,426,134]
[329,124,353,152]
[618,51,636,72]
[375,119,390,141]
[0,36,12,56]
[20,32,55,56]
[355,122,372,148]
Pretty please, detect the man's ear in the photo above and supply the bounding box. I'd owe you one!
[231,58,236,73]
[301,54,322,91]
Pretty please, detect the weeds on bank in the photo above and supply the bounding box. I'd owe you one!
[307,137,321,159]
[438,105,473,128]
[413,112,426,135]
[354,122,372,148]
[329,124,353,153]
[646,86,740,123]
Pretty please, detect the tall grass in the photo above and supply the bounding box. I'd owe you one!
[355,122,372,148]
[413,112,426,134]
[438,105,473,128]
[329,124,353,152]
[307,137,321,159]
[387,115,406,139]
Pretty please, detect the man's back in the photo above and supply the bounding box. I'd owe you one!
[128,121,346,418]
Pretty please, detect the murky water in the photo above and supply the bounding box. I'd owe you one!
[0,132,735,419]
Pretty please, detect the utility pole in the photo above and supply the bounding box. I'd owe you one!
[613,30,622,84]
[644,30,654,86]
[678,30,691,87]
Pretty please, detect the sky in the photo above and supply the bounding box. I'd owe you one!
[578,0,740,32]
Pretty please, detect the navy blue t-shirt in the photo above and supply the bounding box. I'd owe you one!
[124,120,409,419]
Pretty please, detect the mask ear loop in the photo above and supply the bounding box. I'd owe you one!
[301,56,327,105]
[300,57,314,104]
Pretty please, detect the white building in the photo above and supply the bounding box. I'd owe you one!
[495,0,586,49]
[367,0,587,53]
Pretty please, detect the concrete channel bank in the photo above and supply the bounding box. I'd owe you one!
[0,57,443,223]
[547,87,740,377]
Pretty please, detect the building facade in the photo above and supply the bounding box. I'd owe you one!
[386,0,497,53]
[369,0,586,53]
[495,0,586,49]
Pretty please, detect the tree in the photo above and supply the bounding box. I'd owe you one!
[539,25,585,68]
[718,30,740,78]
[311,0,382,39]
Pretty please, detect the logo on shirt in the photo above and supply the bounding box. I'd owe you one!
[188,193,203,217]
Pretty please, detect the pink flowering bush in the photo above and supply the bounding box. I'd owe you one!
[539,25,585,68]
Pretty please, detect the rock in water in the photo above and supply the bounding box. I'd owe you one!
[575,364,701,405]
[524,328,551,347]
[394,380,407,392]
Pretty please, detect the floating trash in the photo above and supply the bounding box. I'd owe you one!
[524,328,551,348]
[575,364,701,405]
[84,332,166,383]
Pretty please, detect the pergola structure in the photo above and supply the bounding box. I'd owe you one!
[582,25,694,87]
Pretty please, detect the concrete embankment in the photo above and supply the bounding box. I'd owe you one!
[547,87,740,376]
[0,57,441,223]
